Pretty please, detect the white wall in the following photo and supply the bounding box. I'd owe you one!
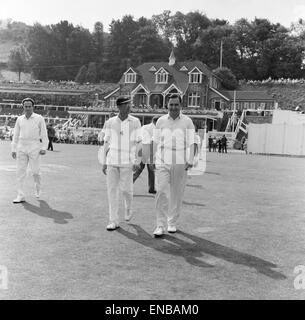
[248,123,305,156]
[272,110,305,125]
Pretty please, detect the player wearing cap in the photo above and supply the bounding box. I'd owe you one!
[101,96,142,231]
[11,98,48,203]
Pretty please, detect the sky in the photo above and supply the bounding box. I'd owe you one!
[1,0,305,31]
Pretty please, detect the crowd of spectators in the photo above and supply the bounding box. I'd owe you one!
[53,128,101,145]
[239,78,305,86]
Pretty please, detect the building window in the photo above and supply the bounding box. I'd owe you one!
[155,70,168,84]
[189,73,202,83]
[188,92,201,107]
[244,102,249,109]
[250,102,255,109]
[260,102,266,109]
[110,97,116,107]
[125,73,136,83]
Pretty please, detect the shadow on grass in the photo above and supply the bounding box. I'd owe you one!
[134,194,205,207]
[205,171,221,176]
[117,224,212,268]
[118,224,286,280]
[22,200,73,224]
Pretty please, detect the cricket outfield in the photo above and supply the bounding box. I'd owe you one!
[0,141,305,299]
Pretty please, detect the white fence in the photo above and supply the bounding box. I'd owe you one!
[248,123,305,156]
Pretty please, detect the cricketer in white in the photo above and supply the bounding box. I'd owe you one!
[11,98,48,203]
[152,94,195,237]
[102,96,142,231]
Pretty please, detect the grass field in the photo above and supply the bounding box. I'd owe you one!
[0,141,305,299]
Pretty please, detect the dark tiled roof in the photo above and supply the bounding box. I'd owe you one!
[118,61,214,94]
[220,90,274,101]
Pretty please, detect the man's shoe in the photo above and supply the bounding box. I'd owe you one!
[167,225,177,233]
[125,210,133,222]
[13,196,26,204]
[148,190,157,194]
[153,226,165,237]
[106,222,119,231]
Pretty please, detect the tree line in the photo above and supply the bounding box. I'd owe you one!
[6,11,305,84]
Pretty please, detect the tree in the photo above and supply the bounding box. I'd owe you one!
[104,15,144,81]
[152,10,175,42]
[8,45,30,81]
[213,67,238,90]
[27,23,62,80]
[66,26,95,79]
[86,62,97,83]
[131,18,171,63]
[75,65,87,84]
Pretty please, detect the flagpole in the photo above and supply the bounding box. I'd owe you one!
[220,40,223,68]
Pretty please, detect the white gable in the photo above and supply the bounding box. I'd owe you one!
[124,67,137,75]
[180,66,188,71]
[149,66,157,72]
[188,66,203,74]
[155,67,169,75]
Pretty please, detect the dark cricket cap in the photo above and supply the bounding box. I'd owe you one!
[116,96,131,106]
[22,97,35,106]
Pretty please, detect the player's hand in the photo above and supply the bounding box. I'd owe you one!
[102,164,107,175]
[40,150,46,155]
[12,152,16,159]
[149,164,156,171]
[132,164,140,172]
[185,162,193,171]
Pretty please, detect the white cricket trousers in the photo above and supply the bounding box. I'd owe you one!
[16,146,41,197]
[155,164,187,228]
[106,166,133,224]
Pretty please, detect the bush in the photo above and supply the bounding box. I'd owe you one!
[213,67,238,90]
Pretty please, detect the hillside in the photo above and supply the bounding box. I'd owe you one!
[0,20,30,63]
[239,82,305,110]
[0,40,18,63]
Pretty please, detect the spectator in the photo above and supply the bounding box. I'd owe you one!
[217,137,222,153]
[212,136,217,152]
[221,135,227,153]
[208,135,213,152]
[47,123,56,151]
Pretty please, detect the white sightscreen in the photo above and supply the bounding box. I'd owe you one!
[248,123,305,156]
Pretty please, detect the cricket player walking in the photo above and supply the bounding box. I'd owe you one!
[11,98,48,203]
[102,96,142,231]
[152,94,195,237]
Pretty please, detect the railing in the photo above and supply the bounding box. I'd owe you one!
[68,105,222,117]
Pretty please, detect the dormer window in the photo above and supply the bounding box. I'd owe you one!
[190,73,202,83]
[125,73,136,83]
[124,67,137,83]
[155,67,168,84]
[188,67,203,84]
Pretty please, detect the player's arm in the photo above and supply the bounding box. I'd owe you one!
[102,121,110,175]
[134,121,142,167]
[152,119,162,165]
[40,116,48,154]
[11,117,20,159]
[186,119,196,170]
